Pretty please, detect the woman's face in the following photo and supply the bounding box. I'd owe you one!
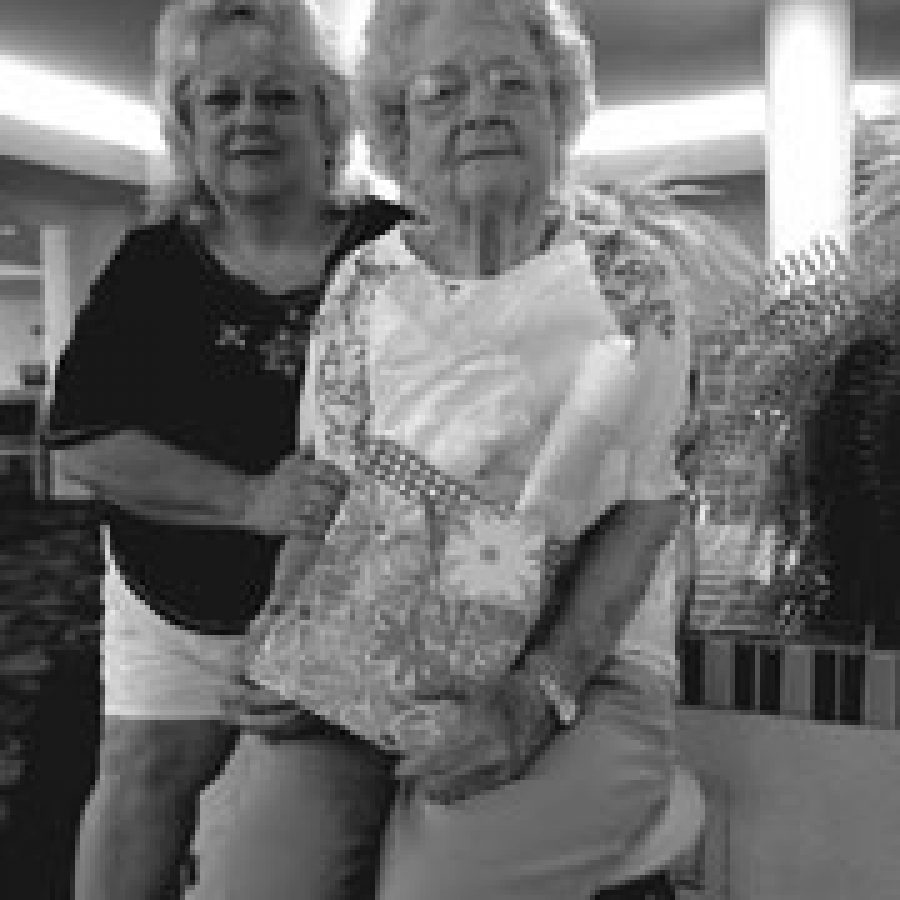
[184,22,333,209]
[403,8,560,214]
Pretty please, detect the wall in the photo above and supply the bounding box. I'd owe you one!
[0,155,143,317]
[687,170,766,262]
[676,708,900,900]
[0,156,143,496]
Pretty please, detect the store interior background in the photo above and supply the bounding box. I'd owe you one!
[2,2,900,898]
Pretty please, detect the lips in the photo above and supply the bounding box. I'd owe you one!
[230,144,281,160]
[456,130,520,163]
[457,147,518,162]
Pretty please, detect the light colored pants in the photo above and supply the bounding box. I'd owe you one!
[189,734,395,900]
[105,557,675,898]
[376,659,675,900]
[189,658,675,900]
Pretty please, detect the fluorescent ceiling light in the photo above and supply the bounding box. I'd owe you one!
[574,88,766,157]
[574,81,900,158]
[2,48,899,167]
[855,80,900,120]
[0,56,166,158]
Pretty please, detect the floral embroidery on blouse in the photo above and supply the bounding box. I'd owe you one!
[259,325,309,380]
[578,227,676,346]
[215,317,312,381]
[215,321,249,350]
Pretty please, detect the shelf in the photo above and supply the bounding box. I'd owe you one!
[0,264,42,282]
[0,387,45,403]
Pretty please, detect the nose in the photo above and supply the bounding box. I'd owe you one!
[233,90,268,127]
[462,76,499,118]
[459,114,512,148]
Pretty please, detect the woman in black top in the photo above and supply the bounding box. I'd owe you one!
[46,3,403,898]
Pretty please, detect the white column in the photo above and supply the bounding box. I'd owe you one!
[41,225,88,499]
[41,226,71,396]
[766,0,854,260]
[329,0,370,62]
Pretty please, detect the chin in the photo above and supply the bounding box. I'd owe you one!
[226,175,308,205]
[454,159,528,205]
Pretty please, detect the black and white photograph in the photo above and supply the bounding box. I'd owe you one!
[1,2,899,898]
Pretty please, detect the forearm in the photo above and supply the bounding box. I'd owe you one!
[57,430,253,528]
[526,494,686,698]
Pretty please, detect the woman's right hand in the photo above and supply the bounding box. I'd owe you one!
[241,449,349,538]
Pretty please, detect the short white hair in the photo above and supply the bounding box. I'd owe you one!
[148,0,354,220]
[356,0,595,187]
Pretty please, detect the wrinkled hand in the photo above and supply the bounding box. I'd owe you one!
[220,679,326,742]
[241,447,348,538]
[396,670,558,805]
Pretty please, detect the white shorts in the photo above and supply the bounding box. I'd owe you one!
[102,551,252,720]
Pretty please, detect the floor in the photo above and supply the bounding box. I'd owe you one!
[0,493,104,898]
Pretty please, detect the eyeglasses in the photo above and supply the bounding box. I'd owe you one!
[407,61,543,116]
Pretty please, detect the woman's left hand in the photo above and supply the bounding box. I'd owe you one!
[220,681,327,742]
[396,670,559,805]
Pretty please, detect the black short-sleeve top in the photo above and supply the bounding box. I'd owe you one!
[44,198,406,635]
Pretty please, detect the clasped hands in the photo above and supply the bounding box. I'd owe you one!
[396,668,560,805]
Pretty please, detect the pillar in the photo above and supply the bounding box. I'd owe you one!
[766,0,855,260]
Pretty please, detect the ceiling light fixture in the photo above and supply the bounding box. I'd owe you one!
[573,81,900,158]
[0,55,166,158]
[1,50,898,167]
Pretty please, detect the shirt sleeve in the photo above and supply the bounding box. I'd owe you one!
[623,276,691,503]
[577,273,691,532]
[310,254,366,472]
[43,234,157,449]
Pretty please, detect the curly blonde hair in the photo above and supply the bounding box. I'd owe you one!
[149,0,355,220]
[356,0,594,188]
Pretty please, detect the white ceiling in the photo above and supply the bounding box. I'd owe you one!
[0,1,897,105]
[1,0,899,185]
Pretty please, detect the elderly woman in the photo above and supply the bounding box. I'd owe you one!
[193,0,695,898]
[356,2,686,896]
[44,2,404,898]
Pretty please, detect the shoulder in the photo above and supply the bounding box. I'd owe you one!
[317,215,414,341]
[76,217,190,338]
[333,208,412,288]
[343,196,412,253]
[90,216,188,300]
[575,223,685,346]
[323,197,410,294]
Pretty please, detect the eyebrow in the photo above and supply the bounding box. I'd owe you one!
[423,55,530,75]
[195,75,307,91]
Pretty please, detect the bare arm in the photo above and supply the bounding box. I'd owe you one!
[523,494,686,700]
[56,430,252,529]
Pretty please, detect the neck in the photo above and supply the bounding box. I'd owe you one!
[418,190,551,279]
[214,190,336,253]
